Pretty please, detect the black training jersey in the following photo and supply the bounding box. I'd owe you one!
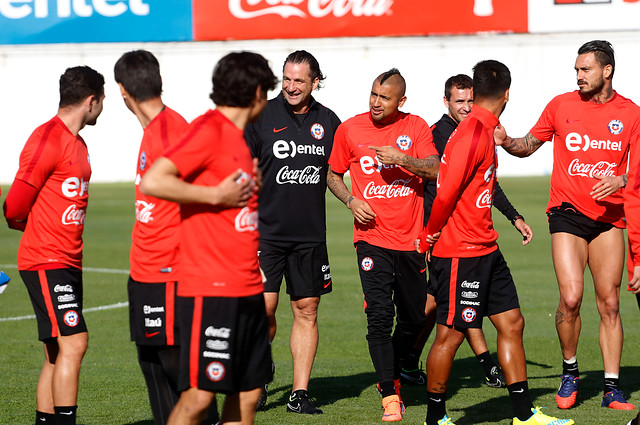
[245,93,341,242]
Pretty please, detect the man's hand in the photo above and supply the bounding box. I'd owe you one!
[494,124,508,146]
[369,145,405,165]
[252,158,263,194]
[628,266,640,294]
[214,169,254,207]
[347,196,376,224]
[590,174,626,200]
[514,219,533,245]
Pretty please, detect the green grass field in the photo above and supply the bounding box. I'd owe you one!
[1,176,640,425]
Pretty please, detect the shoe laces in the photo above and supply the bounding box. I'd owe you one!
[532,406,571,424]
[604,388,627,402]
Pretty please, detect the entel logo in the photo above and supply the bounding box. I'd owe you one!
[62,177,89,198]
[0,0,150,19]
[273,140,325,159]
[360,155,399,175]
[228,0,393,19]
[565,132,622,152]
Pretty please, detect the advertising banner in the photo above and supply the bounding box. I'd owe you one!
[529,0,640,33]
[0,0,191,44]
[193,0,528,41]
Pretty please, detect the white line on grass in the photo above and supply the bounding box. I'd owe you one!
[0,264,130,322]
[0,301,128,322]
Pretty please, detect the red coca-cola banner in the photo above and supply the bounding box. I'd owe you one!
[193,0,528,41]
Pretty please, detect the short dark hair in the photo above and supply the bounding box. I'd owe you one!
[210,51,277,107]
[377,68,406,96]
[578,40,615,77]
[114,50,162,102]
[59,66,105,108]
[284,50,326,89]
[444,74,473,100]
[472,60,511,100]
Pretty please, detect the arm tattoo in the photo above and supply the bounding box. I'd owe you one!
[623,174,628,187]
[327,168,354,207]
[501,132,544,158]
[400,154,440,180]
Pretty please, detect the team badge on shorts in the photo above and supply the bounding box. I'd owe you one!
[310,123,325,140]
[206,361,226,382]
[396,135,412,151]
[461,307,477,323]
[140,151,147,171]
[361,257,374,271]
[608,120,623,135]
[63,310,79,327]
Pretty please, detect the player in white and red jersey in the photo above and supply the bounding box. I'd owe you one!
[140,51,277,425]
[3,66,105,425]
[114,50,219,425]
[417,60,573,425]
[327,68,440,422]
[496,40,640,411]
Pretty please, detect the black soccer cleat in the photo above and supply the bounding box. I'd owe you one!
[256,383,268,410]
[286,390,323,414]
[484,365,507,388]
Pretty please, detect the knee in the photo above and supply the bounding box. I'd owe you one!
[559,295,582,316]
[292,298,319,323]
[59,332,88,360]
[598,298,621,321]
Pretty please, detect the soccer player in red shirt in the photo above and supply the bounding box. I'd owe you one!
[114,50,219,425]
[417,60,573,425]
[496,40,639,411]
[3,66,105,425]
[140,51,277,425]
[327,68,440,421]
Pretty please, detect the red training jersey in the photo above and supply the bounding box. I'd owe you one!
[328,111,437,251]
[530,91,640,227]
[14,116,91,270]
[164,109,262,298]
[130,107,188,283]
[426,105,499,258]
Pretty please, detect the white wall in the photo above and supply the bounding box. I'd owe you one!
[1,30,639,184]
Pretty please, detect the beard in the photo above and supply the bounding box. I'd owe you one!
[579,78,605,98]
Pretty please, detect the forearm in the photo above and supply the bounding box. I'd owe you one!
[327,168,353,206]
[501,132,543,158]
[399,154,440,180]
[493,181,519,221]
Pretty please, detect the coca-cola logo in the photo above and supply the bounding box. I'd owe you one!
[135,200,155,223]
[568,159,617,178]
[276,165,321,184]
[229,0,394,19]
[475,188,492,209]
[62,204,86,225]
[362,179,412,200]
[235,206,258,232]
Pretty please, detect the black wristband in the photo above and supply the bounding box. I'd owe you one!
[510,215,524,226]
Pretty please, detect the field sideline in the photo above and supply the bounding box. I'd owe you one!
[1,176,639,425]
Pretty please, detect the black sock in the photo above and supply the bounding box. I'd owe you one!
[401,349,420,370]
[379,381,395,398]
[54,405,77,425]
[562,359,579,377]
[604,376,619,393]
[476,350,497,377]
[426,391,447,425]
[508,381,533,421]
[35,410,55,424]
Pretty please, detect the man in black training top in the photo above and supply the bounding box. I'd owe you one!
[245,50,341,414]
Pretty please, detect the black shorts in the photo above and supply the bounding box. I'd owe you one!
[430,249,520,329]
[128,277,179,346]
[176,293,272,394]
[548,202,615,242]
[20,268,87,341]
[259,240,332,297]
